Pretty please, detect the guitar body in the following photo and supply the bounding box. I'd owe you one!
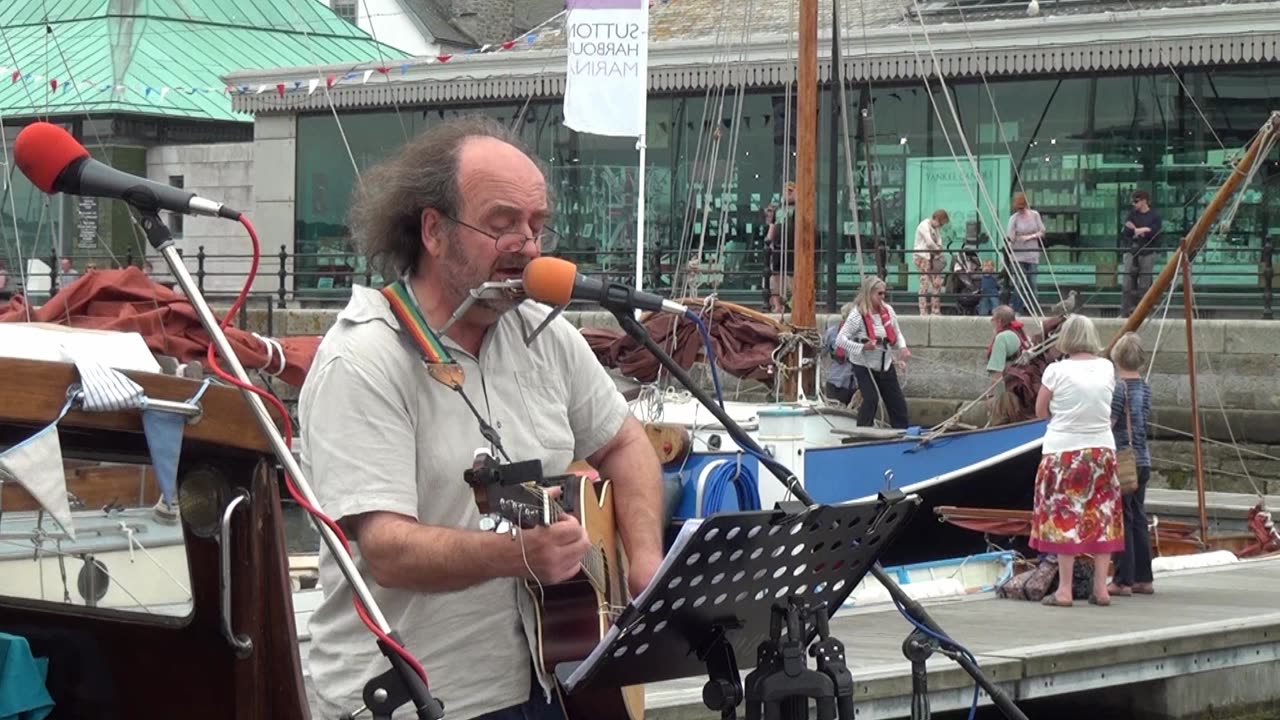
[523,475,645,720]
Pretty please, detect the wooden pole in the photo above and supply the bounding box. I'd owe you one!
[793,0,818,330]
[1180,253,1211,543]
[1107,111,1280,352]
[787,0,818,398]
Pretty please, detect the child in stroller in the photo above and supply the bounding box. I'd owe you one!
[945,238,984,315]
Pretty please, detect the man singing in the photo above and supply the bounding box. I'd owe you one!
[300,116,664,720]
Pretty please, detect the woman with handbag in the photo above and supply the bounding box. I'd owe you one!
[1108,332,1155,596]
[1033,314,1125,607]
[912,209,949,315]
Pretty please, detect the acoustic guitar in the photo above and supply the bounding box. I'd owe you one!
[474,471,644,720]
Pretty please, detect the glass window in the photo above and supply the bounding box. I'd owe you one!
[0,458,192,619]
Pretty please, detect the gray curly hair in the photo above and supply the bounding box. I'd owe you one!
[348,115,546,280]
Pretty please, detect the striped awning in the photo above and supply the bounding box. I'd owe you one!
[227,1,1280,115]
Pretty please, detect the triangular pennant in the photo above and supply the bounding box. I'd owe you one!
[0,414,75,539]
[145,86,152,97]
[502,40,516,50]
[480,44,492,52]
[308,78,319,94]
[361,69,374,84]
[400,63,409,74]
[255,84,267,94]
[160,87,170,100]
[325,74,335,89]
[276,83,285,97]
[375,66,389,75]
[436,54,452,63]
[141,410,184,506]
[526,33,537,44]
[10,71,18,83]
[49,79,58,92]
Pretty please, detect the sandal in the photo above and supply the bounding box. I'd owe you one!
[1089,595,1111,607]
[1106,583,1133,597]
[1133,583,1155,595]
[1041,594,1073,607]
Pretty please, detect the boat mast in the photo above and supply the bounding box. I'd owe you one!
[793,0,817,331]
[786,0,819,398]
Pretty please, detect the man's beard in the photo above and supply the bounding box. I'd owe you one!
[440,231,527,315]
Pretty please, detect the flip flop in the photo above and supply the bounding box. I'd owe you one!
[1041,595,1073,607]
[1089,595,1111,607]
[1106,584,1133,597]
[1133,583,1155,595]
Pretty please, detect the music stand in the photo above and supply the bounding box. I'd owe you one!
[555,491,919,719]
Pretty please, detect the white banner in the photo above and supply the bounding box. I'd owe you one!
[563,0,648,137]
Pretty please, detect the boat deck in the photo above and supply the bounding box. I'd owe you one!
[298,557,1280,719]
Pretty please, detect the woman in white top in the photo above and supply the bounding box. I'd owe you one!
[1005,192,1045,316]
[1033,314,1124,608]
[912,209,949,316]
[835,276,912,428]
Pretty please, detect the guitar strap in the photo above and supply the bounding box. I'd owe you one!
[380,278,510,458]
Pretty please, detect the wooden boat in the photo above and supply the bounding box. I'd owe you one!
[0,357,310,719]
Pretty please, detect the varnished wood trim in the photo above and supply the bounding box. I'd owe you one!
[0,358,282,453]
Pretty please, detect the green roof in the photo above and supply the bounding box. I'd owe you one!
[0,0,407,122]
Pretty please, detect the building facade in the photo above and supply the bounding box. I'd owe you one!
[227,0,1280,311]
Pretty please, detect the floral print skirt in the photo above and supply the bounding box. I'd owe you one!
[1030,447,1125,555]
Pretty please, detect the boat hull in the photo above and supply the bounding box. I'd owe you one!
[664,419,1048,564]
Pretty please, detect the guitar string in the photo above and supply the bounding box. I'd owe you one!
[518,525,546,607]
[520,483,610,593]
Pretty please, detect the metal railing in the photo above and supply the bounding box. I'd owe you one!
[5,238,1274,335]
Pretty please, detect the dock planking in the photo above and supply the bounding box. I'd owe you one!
[297,557,1280,719]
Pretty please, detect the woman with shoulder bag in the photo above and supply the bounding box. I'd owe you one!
[1109,332,1155,597]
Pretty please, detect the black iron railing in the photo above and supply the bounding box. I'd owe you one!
[7,239,1274,335]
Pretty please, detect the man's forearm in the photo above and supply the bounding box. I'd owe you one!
[591,418,664,575]
[356,514,528,593]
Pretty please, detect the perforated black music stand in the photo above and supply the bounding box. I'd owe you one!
[554,492,919,714]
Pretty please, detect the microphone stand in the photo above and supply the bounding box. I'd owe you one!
[609,306,1027,720]
[131,202,444,720]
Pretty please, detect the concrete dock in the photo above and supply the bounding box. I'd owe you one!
[298,556,1280,719]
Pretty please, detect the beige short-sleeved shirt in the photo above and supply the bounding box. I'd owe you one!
[301,285,628,720]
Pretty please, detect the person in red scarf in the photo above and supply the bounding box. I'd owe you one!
[834,276,912,428]
[986,304,1031,422]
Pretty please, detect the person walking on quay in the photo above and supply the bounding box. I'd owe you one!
[1108,332,1155,597]
[823,302,857,407]
[1033,314,1124,607]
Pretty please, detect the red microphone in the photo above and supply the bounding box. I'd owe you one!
[14,121,240,220]
[522,257,686,316]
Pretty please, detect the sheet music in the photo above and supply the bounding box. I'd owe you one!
[565,517,704,689]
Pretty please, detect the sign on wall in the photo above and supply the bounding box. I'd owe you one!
[563,0,648,137]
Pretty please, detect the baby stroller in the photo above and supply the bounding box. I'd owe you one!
[944,237,983,315]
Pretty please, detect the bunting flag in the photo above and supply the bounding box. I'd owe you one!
[141,379,212,507]
[141,411,184,507]
[0,10,573,105]
[0,398,76,539]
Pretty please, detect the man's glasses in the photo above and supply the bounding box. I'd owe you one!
[442,213,561,254]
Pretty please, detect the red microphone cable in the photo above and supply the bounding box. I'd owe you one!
[202,215,430,687]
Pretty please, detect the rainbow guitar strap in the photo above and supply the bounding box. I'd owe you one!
[380,279,464,389]
[380,279,510,455]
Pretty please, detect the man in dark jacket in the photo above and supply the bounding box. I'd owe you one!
[1121,189,1163,317]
